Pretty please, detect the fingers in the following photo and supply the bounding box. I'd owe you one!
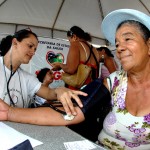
[51,67,57,71]
[71,91,83,108]
[72,90,88,107]
[57,90,76,116]
[51,63,61,71]
[63,98,76,116]
[55,88,87,116]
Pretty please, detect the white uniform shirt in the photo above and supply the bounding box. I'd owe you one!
[0,57,41,108]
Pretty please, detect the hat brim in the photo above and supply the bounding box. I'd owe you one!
[101,9,150,45]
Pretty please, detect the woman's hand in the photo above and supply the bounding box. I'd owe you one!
[54,87,87,116]
[37,84,88,117]
[0,99,10,121]
[52,62,62,71]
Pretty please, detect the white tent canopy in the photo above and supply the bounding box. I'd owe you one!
[0,0,150,45]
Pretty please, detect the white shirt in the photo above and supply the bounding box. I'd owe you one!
[0,57,41,108]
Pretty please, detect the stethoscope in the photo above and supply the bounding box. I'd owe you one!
[3,58,16,106]
[2,51,25,107]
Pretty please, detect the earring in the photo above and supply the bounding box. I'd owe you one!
[100,55,104,63]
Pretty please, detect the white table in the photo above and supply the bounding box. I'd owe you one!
[4,122,105,150]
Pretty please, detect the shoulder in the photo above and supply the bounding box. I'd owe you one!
[19,68,32,76]
[0,57,2,70]
[0,57,3,66]
[105,57,115,64]
[70,41,80,48]
[109,71,121,81]
[0,57,2,62]
[19,68,41,93]
[69,41,80,53]
[18,68,39,82]
[106,71,122,91]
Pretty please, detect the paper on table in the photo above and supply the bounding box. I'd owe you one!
[0,122,43,150]
[64,140,97,150]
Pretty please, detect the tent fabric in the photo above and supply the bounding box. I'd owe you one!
[0,0,150,45]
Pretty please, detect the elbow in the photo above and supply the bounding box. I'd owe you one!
[65,109,85,126]
[65,69,77,74]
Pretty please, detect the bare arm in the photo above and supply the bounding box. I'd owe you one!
[0,99,84,125]
[36,85,87,115]
[52,42,80,74]
[105,58,118,73]
[103,78,109,91]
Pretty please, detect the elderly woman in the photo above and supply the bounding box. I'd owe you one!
[98,9,150,149]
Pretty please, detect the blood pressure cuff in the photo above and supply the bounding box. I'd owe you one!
[79,78,111,120]
[69,78,111,142]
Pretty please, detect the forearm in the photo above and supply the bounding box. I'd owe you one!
[37,85,86,116]
[46,88,57,100]
[60,63,69,73]
[8,107,84,126]
[60,63,77,74]
[37,86,57,100]
[106,59,118,73]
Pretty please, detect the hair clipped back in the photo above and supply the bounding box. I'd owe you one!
[0,35,13,56]
[67,26,92,42]
[0,29,38,56]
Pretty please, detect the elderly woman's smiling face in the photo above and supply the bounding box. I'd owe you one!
[115,23,150,72]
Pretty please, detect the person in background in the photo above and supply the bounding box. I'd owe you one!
[0,29,87,125]
[97,46,118,79]
[98,9,150,149]
[52,26,99,90]
[36,68,54,87]
[34,68,54,105]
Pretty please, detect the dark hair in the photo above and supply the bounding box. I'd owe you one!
[67,26,92,42]
[37,68,50,83]
[0,29,38,56]
[97,46,114,57]
[117,20,150,42]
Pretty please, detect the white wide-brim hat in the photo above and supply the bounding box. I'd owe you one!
[101,9,150,45]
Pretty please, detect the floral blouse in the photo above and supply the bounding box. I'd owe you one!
[98,70,150,150]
